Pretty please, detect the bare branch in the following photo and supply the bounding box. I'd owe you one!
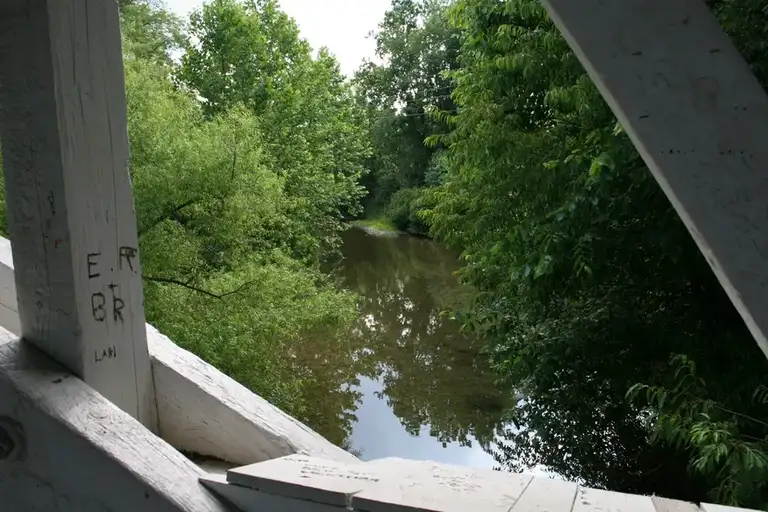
[219,279,255,298]
[138,197,200,236]
[143,275,254,300]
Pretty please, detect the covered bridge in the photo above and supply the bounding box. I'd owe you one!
[0,0,764,510]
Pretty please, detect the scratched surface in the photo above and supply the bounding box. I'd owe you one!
[0,0,156,429]
[541,0,768,360]
[221,455,761,512]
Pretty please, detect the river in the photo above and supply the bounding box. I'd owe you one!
[329,226,509,467]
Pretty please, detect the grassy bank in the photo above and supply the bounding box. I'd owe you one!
[352,217,399,234]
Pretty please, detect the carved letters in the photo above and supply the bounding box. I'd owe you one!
[119,246,137,272]
[94,346,117,362]
[87,248,137,325]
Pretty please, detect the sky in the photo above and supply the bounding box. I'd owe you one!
[350,377,498,469]
[163,0,390,76]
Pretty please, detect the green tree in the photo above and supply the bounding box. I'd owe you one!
[425,0,768,506]
[120,0,185,66]
[119,0,366,446]
[180,0,369,258]
[354,0,457,231]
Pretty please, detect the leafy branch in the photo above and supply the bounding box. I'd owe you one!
[627,354,768,506]
[138,197,201,236]
[143,275,254,299]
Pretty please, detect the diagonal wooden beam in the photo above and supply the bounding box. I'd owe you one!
[541,0,768,359]
[0,0,157,429]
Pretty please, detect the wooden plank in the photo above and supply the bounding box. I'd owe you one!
[201,474,343,512]
[510,477,578,512]
[0,327,231,512]
[653,497,702,512]
[227,455,381,508]
[572,487,656,512]
[352,459,533,512]
[0,237,19,336]
[0,0,156,427]
[149,325,358,466]
[0,240,357,466]
[541,0,768,359]
[701,504,762,512]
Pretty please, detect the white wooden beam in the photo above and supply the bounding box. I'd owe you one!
[0,328,233,512]
[205,455,765,512]
[0,0,157,427]
[540,0,768,359]
[148,325,359,466]
[0,238,358,468]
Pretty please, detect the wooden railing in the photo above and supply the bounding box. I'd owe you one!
[0,235,355,511]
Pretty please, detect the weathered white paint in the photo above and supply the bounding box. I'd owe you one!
[221,455,537,512]
[0,0,156,428]
[0,326,234,512]
[205,454,761,512]
[227,455,377,507]
[201,474,343,512]
[353,459,532,512]
[149,326,358,466]
[0,237,355,468]
[509,476,578,512]
[540,0,768,359]
[653,497,705,512]
[0,238,19,336]
[572,487,656,512]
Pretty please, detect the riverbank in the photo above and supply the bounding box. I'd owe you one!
[351,218,401,237]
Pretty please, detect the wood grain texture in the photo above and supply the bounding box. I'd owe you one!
[0,0,156,427]
[351,459,533,512]
[149,325,358,465]
[0,242,356,468]
[653,497,702,512]
[0,238,20,336]
[572,487,656,512]
[0,327,232,512]
[227,455,376,507]
[201,474,343,512]
[510,477,578,512]
[541,0,768,359]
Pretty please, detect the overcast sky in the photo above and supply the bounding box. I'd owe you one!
[163,0,390,76]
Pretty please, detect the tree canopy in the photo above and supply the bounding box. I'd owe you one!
[102,0,369,446]
[353,0,458,233]
[419,0,768,506]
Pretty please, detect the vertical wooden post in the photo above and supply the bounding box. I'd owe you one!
[541,0,768,360]
[0,0,157,430]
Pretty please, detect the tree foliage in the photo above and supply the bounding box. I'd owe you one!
[422,0,768,507]
[2,0,767,504]
[118,0,367,445]
[354,0,458,232]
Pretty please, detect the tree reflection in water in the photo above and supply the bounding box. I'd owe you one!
[328,227,510,456]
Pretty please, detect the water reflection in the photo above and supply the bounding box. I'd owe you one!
[330,227,509,464]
